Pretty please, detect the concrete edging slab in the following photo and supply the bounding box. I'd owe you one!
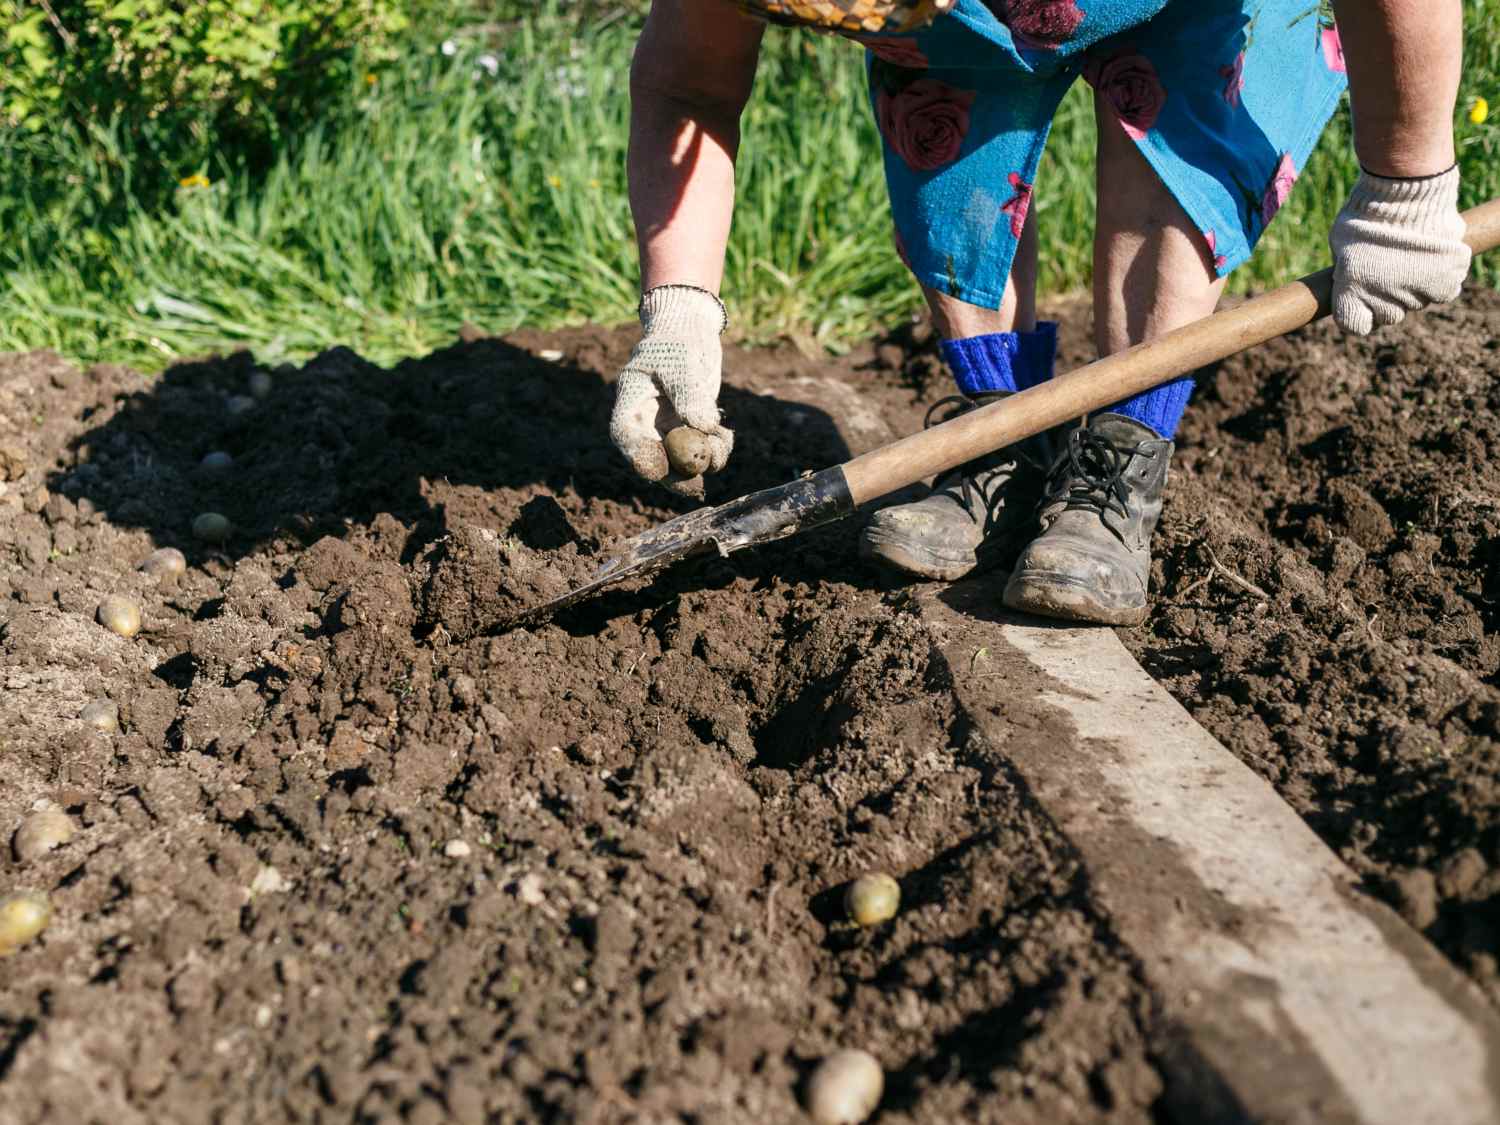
[919,582,1500,1125]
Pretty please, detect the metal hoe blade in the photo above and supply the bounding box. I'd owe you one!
[506,466,854,629]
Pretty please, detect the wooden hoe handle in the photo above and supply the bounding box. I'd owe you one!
[841,198,1500,507]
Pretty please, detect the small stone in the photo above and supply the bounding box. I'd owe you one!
[536,348,564,362]
[225,394,256,416]
[805,1049,883,1125]
[250,866,289,896]
[255,1004,274,1028]
[193,512,232,543]
[444,839,473,859]
[200,451,234,472]
[1390,867,1439,930]
[97,595,142,638]
[1438,848,1488,900]
[24,486,49,514]
[0,443,25,482]
[247,371,273,399]
[893,989,924,1032]
[517,873,545,906]
[138,547,187,582]
[13,806,76,863]
[80,699,120,733]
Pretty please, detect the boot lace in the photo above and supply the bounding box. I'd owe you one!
[922,394,1043,520]
[1043,426,1153,545]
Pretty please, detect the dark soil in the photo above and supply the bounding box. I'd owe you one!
[0,328,1159,1123]
[1119,285,1500,1005]
[2,285,1497,1121]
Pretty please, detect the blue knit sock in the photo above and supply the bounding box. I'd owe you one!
[940,321,1058,396]
[1107,375,1194,439]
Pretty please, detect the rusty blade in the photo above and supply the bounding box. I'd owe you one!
[504,466,854,629]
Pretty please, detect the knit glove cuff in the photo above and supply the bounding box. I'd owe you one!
[1330,166,1471,336]
[638,284,729,337]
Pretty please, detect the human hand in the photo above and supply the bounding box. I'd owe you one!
[1330,166,1471,336]
[609,285,735,496]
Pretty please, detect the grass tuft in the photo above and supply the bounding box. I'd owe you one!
[0,0,1496,371]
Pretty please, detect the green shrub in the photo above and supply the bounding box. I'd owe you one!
[1,0,420,169]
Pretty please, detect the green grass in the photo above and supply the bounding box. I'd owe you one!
[1,1,1497,371]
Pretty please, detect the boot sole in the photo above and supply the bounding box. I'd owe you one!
[858,526,976,582]
[1002,571,1148,627]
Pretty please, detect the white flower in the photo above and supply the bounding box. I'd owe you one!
[441,38,457,56]
[476,53,498,76]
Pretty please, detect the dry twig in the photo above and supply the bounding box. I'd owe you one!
[1204,545,1270,600]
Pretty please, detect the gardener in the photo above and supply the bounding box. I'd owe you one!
[610,0,1470,625]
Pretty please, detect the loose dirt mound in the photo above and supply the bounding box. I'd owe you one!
[0,331,1159,1122]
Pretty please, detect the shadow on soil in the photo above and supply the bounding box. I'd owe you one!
[45,331,882,605]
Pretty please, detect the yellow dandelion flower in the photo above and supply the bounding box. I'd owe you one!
[588,178,600,189]
[178,174,210,189]
[547,174,562,189]
[365,73,377,85]
[1470,96,1489,125]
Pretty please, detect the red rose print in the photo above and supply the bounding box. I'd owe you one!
[1203,229,1228,271]
[997,0,1084,51]
[1219,51,1244,108]
[1084,50,1165,140]
[859,37,929,69]
[1001,172,1032,238]
[1320,27,1346,73]
[877,79,977,171]
[1261,153,1298,226]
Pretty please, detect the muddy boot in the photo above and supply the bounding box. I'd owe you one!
[860,393,1049,581]
[1003,412,1172,626]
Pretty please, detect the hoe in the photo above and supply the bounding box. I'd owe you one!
[514,199,1500,628]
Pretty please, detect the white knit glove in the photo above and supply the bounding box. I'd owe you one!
[1330,166,1471,336]
[609,285,735,496]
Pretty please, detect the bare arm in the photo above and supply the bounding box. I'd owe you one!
[1333,0,1462,177]
[628,0,765,294]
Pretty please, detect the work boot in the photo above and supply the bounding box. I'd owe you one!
[860,393,1050,581]
[1003,412,1172,626]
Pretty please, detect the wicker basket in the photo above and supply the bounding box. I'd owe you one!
[729,0,953,35]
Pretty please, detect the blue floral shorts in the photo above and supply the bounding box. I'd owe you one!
[853,0,1348,308]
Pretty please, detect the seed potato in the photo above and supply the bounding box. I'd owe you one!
[194,512,232,543]
[0,892,52,957]
[80,699,119,733]
[664,426,713,478]
[13,807,75,863]
[805,1048,883,1125]
[845,873,900,928]
[139,547,187,580]
[97,595,142,638]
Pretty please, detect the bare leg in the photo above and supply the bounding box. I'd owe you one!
[1093,91,1226,352]
[920,205,1040,339]
[1001,99,1229,626]
[858,208,1045,582]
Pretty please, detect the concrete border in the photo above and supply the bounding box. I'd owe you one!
[919,582,1500,1125]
